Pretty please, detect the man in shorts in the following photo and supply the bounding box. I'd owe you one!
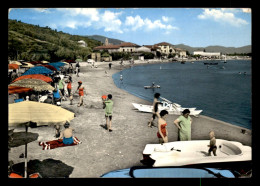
[103,94,113,132]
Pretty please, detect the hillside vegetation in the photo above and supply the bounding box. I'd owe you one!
[8,19,102,61]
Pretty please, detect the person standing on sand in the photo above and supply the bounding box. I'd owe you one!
[58,77,66,101]
[75,81,86,107]
[148,93,161,127]
[157,110,169,143]
[66,76,73,105]
[103,94,113,132]
[173,109,192,141]
[76,62,80,77]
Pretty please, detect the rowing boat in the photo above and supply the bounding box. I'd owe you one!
[141,139,251,167]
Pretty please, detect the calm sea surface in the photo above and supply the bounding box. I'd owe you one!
[112,60,252,129]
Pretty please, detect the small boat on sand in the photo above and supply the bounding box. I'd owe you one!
[132,97,203,117]
[141,139,252,167]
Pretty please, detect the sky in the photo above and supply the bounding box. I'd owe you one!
[8,8,252,48]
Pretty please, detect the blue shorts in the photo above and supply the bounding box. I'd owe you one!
[63,137,74,145]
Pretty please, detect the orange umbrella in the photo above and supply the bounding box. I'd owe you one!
[9,64,19,70]
[12,74,53,83]
[8,86,33,94]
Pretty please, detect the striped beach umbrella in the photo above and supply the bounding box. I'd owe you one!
[12,74,53,83]
[9,79,54,92]
[22,66,53,76]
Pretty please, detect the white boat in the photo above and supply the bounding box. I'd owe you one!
[132,97,203,117]
[141,139,251,167]
[144,85,160,89]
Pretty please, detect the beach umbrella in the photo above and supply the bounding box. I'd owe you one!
[63,59,76,63]
[9,79,54,92]
[12,74,53,83]
[8,64,19,70]
[40,64,58,71]
[75,58,83,62]
[22,66,53,76]
[10,61,23,66]
[49,62,66,67]
[8,101,75,178]
[21,62,34,68]
[8,86,33,94]
[9,131,39,148]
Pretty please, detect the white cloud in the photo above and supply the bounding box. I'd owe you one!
[98,10,123,33]
[198,8,248,27]
[55,8,123,33]
[162,16,169,22]
[125,15,145,30]
[58,8,100,21]
[125,15,178,32]
[32,8,51,13]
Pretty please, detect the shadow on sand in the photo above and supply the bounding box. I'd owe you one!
[11,158,74,178]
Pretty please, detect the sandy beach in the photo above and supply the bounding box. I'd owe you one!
[8,60,252,178]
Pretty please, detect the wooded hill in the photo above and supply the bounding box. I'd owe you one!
[8,19,102,62]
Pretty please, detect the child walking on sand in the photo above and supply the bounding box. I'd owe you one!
[208,131,217,156]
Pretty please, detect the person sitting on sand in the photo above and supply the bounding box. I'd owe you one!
[59,122,75,145]
[208,131,217,156]
[148,93,161,127]
[157,110,169,143]
[103,94,113,132]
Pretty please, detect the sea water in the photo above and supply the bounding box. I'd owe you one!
[112,60,252,130]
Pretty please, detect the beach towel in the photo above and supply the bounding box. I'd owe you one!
[39,136,82,150]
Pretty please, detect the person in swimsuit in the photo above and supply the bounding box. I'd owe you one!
[75,81,85,107]
[66,76,73,105]
[157,110,169,143]
[148,93,161,127]
[59,122,75,145]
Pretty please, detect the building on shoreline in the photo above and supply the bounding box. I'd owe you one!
[193,51,221,58]
[93,38,187,59]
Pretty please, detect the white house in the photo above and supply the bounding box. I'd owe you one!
[78,40,87,47]
[135,46,151,53]
[193,51,221,57]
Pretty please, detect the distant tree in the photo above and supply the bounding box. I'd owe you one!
[156,51,161,58]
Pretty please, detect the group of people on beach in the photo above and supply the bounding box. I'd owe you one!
[148,92,217,156]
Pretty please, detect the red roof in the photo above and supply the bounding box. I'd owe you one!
[154,42,173,46]
[144,45,160,50]
[119,42,140,47]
